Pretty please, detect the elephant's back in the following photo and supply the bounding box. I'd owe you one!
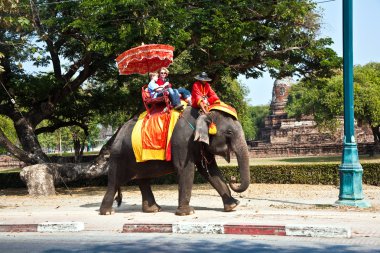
[110,119,136,156]
[109,118,175,180]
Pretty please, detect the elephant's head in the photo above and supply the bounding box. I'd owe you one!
[194,111,250,193]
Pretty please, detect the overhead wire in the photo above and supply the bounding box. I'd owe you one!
[0,81,16,105]
[0,80,24,118]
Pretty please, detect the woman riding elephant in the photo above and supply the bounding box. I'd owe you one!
[100,100,250,216]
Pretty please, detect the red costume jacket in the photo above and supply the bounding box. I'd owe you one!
[156,78,165,86]
[191,81,220,108]
[156,78,172,87]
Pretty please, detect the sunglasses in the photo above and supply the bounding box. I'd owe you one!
[160,72,167,75]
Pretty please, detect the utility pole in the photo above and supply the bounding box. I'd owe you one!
[336,0,370,208]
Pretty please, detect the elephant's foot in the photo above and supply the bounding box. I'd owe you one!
[142,201,162,213]
[99,207,115,215]
[175,206,195,216]
[223,198,240,212]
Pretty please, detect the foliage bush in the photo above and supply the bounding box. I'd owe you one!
[1,163,379,189]
[220,163,380,186]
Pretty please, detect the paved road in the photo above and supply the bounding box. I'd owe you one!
[1,183,380,252]
[1,232,380,253]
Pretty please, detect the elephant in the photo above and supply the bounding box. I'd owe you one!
[99,106,250,216]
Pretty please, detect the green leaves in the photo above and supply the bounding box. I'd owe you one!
[287,63,380,136]
[244,105,270,140]
[354,63,380,127]
[0,0,346,160]
[0,115,18,153]
[17,17,30,27]
[144,17,162,37]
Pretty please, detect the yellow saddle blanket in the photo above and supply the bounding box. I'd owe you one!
[132,105,184,162]
[209,102,238,119]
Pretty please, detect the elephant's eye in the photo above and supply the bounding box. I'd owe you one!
[225,129,233,136]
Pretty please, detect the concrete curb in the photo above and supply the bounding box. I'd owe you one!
[285,224,352,238]
[0,222,84,233]
[0,222,351,238]
[122,223,351,238]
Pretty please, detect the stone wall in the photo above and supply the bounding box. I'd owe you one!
[0,155,25,170]
[251,77,376,158]
[261,116,374,145]
[246,142,375,158]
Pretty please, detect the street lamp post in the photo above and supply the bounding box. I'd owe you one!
[336,0,370,208]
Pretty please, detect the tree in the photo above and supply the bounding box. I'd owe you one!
[354,63,380,148]
[0,0,341,194]
[0,115,18,154]
[246,105,271,140]
[0,0,20,73]
[287,62,380,151]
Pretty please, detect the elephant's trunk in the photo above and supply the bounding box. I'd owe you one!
[228,135,250,193]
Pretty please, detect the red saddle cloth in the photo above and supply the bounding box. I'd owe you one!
[141,108,172,153]
[131,102,184,162]
[132,87,185,162]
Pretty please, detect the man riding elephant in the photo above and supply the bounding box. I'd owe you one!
[191,72,221,114]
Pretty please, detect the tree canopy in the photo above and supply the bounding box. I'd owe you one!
[245,105,270,140]
[287,62,380,146]
[0,0,341,164]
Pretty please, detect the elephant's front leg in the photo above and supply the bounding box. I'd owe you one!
[100,159,120,215]
[100,185,118,215]
[176,165,195,216]
[196,159,240,212]
[137,179,162,213]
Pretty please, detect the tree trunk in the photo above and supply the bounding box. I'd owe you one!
[19,126,120,195]
[13,117,49,162]
[73,138,81,163]
[20,164,57,195]
[0,128,42,164]
[372,126,380,155]
[20,161,109,195]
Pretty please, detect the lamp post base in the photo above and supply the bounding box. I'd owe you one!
[335,199,371,208]
[336,141,371,208]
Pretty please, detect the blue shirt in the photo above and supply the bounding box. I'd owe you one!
[148,79,160,98]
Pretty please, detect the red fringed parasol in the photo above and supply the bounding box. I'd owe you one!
[116,44,175,75]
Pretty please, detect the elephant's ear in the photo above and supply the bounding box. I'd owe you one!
[194,114,210,145]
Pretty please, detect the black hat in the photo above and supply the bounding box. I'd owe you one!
[194,72,212,82]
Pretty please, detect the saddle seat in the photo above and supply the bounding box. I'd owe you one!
[141,84,171,114]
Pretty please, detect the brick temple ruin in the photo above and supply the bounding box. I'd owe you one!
[247,77,375,157]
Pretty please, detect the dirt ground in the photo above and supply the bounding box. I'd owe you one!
[1,184,379,213]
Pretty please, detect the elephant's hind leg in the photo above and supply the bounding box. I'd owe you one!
[137,179,161,213]
[196,161,240,212]
[115,187,123,207]
[100,185,118,215]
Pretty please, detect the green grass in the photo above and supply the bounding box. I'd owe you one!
[48,151,99,157]
[2,154,380,172]
[0,168,21,173]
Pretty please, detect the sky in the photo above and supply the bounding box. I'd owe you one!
[243,0,380,106]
